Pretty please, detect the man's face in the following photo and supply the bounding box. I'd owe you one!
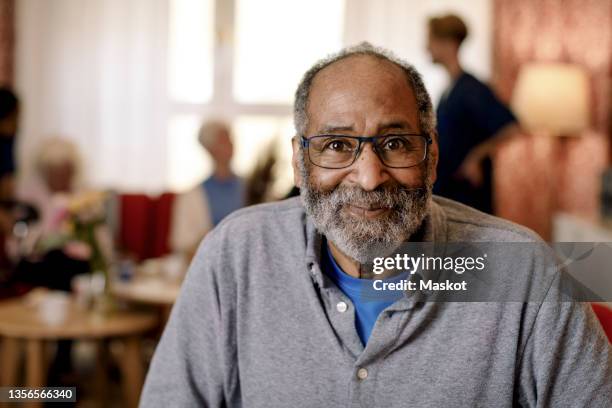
[293,55,438,263]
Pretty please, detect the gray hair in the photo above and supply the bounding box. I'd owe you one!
[293,42,436,137]
[198,120,229,151]
[35,137,81,175]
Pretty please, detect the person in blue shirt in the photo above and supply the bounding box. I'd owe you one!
[427,14,520,214]
[170,120,245,259]
[198,120,245,226]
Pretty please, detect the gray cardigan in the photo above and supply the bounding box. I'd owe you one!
[140,196,611,407]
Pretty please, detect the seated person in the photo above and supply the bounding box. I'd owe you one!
[170,120,244,258]
[0,88,19,285]
[10,137,113,291]
[142,44,611,407]
[0,89,41,298]
[9,137,114,383]
[0,87,19,202]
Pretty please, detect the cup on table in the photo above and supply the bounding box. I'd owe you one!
[72,274,93,309]
[38,291,70,326]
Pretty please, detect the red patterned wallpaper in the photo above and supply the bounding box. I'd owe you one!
[0,0,13,86]
[492,0,611,239]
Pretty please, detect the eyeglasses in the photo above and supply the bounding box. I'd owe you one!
[300,133,432,169]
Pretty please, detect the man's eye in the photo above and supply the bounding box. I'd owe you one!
[324,140,351,151]
[382,137,408,151]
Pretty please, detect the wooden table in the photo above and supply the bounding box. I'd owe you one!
[111,278,181,306]
[0,298,158,408]
[111,278,181,327]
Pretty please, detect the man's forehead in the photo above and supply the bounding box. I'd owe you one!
[306,54,419,132]
[312,54,410,88]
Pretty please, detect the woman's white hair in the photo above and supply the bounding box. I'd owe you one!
[35,137,81,176]
[198,120,230,151]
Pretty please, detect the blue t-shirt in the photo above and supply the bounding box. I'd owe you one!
[433,72,516,213]
[202,175,245,226]
[321,241,406,345]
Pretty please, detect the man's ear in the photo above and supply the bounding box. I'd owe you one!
[291,136,303,188]
[428,130,439,184]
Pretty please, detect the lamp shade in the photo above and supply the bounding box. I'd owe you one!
[511,63,590,135]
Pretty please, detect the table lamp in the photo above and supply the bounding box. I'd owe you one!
[511,62,593,234]
[511,62,590,136]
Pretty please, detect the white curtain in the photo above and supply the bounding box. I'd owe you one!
[344,0,493,106]
[15,0,170,193]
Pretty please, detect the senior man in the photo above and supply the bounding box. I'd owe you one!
[141,44,611,407]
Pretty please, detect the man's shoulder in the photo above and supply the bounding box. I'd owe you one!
[433,195,541,242]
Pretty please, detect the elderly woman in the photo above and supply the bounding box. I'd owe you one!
[170,120,245,260]
[2,138,112,385]
[7,137,115,384]
[11,137,113,290]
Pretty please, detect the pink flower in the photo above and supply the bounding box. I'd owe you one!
[63,240,92,260]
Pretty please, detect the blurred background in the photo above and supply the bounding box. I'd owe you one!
[0,0,610,407]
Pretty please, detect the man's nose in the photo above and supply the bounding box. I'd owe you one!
[350,144,390,191]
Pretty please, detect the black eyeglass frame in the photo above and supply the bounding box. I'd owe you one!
[300,133,432,169]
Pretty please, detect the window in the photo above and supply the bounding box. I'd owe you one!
[234,0,345,104]
[168,0,215,104]
[232,115,295,197]
[167,114,210,191]
[166,0,346,193]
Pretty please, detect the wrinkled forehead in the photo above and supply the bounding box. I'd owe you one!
[306,55,419,134]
